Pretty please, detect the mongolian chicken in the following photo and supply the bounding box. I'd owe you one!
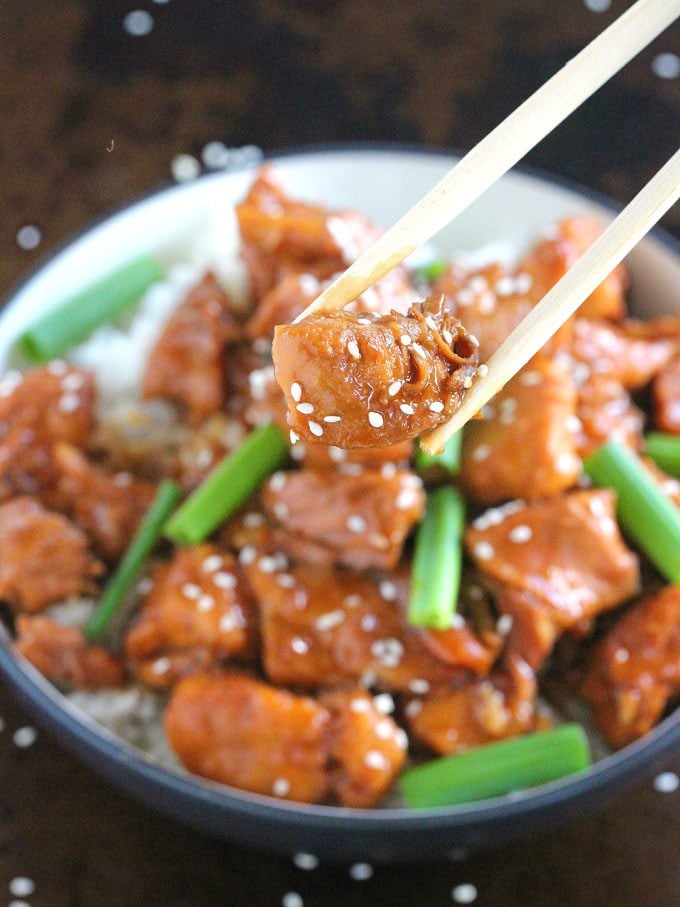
[5,167,680,809]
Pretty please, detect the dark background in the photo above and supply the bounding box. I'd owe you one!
[0,1,679,904]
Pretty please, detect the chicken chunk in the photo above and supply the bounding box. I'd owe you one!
[0,365,95,504]
[570,319,675,391]
[466,491,640,625]
[574,374,644,458]
[54,444,157,560]
[261,468,425,571]
[273,295,478,448]
[14,615,124,688]
[558,216,627,320]
[583,586,680,748]
[244,563,462,692]
[125,545,257,688]
[143,272,239,424]
[494,586,560,672]
[406,657,541,755]
[165,673,331,803]
[653,357,680,434]
[460,355,581,504]
[323,690,407,808]
[0,497,102,612]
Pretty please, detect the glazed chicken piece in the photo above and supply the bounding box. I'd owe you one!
[494,586,561,672]
[653,357,680,433]
[460,354,581,504]
[570,319,676,391]
[322,690,407,808]
[236,168,380,299]
[14,615,125,688]
[260,468,425,571]
[574,374,644,458]
[273,295,478,448]
[405,656,543,755]
[54,444,157,560]
[166,674,407,806]
[0,364,95,505]
[0,497,102,612]
[125,545,257,688]
[583,586,680,748]
[244,562,488,691]
[434,216,626,362]
[143,272,240,424]
[465,491,640,629]
[166,673,332,802]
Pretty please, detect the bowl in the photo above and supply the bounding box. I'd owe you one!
[1,145,680,862]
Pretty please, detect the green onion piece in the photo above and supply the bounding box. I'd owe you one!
[643,432,680,477]
[414,260,447,283]
[165,424,289,546]
[85,479,182,642]
[400,725,591,809]
[584,439,680,584]
[408,486,465,630]
[415,431,462,476]
[19,256,164,362]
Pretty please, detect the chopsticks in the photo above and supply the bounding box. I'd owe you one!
[294,0,680,323]
[420,147,680,454]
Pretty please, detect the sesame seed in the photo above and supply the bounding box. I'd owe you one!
[273,502,289,521]
[13,726,37,748]
[291,637,309,655]
[360,613,378,632]
[654,772,679,793]
[344,594,362,608]
[324,415,342,423]
[614,648,629,663]
[272,777,291,797]
[243,511,265,528]
[425,315,438,331]
[473,541,495,561]
[373,693,395,714]
[509,524,532,543]
[584,0,611,10]
[277,573,296,588]
[347,340,361,360]
[171,153,200,183]
[282,893,303,907]
[494,276,516,296]
[371,637,404,667]
[456,288,475,307]
[16,225,42,250]
[519,370,542,386]
[308,421,324,437]
[290,444,305,461]
[293,852,319,870]
[238,545,257,566]
[197,594,215,612]
[408,679,430,694]
[357,317,371,324]
[124,9,154,36]
[62,372,85,392]
[468,334,479,347]
[388,381,402,396]
[329,446,347,463]
[349,863,374,881]
[182,583,201,600]
[347,514,368,533]
[429,401,444,413]
[400,403,415,415]
[9,878,35,898]
[477,363,488,377]
[497,615,514,635]
[201,555,223,573]
[379,580,398,601]
[463,376,473,388]
[289,430,299,444]
[290,382,302,402]
[652,52,680,79]
[451,613,465,629]
[59,393,80,413]
[151,657,171,675]
[400,334,412,345]
[136,577,153,595]
[452,883,478,904]
[405,699,422,717]
[47,360,68,376]
[394,728,409,749]
[442,329,453,344]
[258,556,278,574]
[515,272,533,294]
[364,750,389,770]
[381,462,397,479]
[368,411,384,428]
[296,402,314,414]
[471,444,491,462]
[315,610,346,632]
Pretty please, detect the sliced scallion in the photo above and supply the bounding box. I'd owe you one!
[165,424,289,546]
[408,486,465,630]
[85,479,181,642]
[643,432,680,477]
[20,256,164,362]
[414,260,447,283]
[584,439,680,584]
[415,431,462,476]
[400,725,591,809]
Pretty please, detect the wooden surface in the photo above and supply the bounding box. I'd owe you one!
[1,1,679,904]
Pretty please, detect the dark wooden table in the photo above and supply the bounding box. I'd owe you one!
[1,1,679,904]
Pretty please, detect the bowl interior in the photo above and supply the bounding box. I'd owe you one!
[2,147,680,829]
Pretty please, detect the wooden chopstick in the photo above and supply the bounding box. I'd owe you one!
[294,0,680,323]
[419,146,680,454]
